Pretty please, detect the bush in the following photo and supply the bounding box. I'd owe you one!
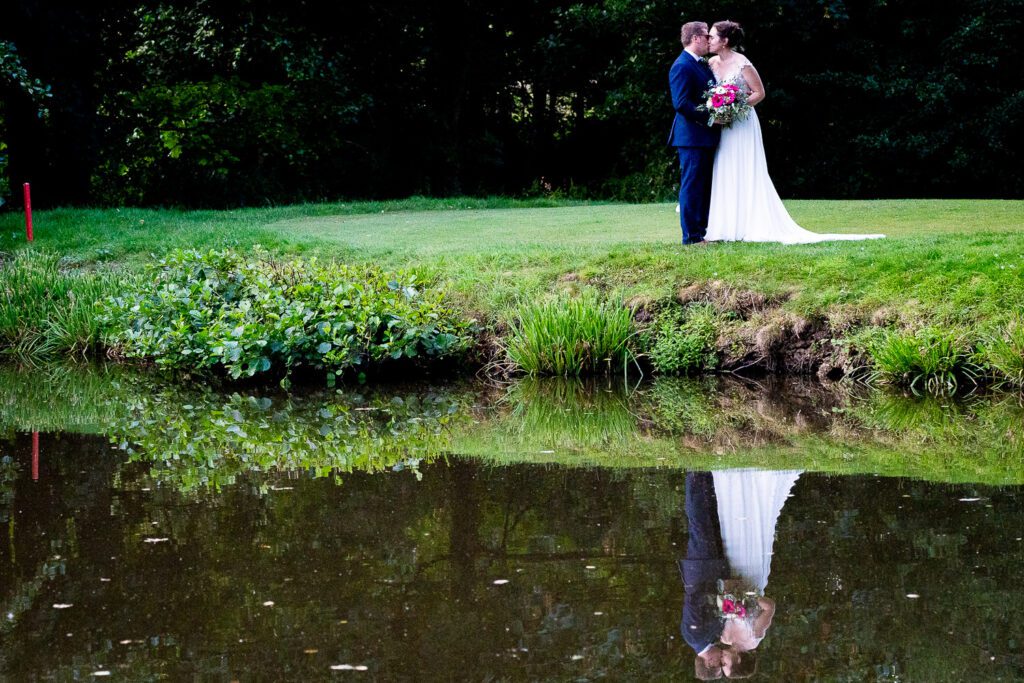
[645,303,720,375]
[99,248,475,379]
[504,293,634,376]
[869,327,979,394]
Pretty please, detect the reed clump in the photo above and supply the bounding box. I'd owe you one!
[868,327,979,395]
[0,251,124,358]
[979,319,1024,389]
[504,293,634,376]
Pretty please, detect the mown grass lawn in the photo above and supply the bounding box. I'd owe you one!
[1,198,1021,326]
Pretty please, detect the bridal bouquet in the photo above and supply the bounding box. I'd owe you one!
[716,579,761,620]
[699,83,751,127]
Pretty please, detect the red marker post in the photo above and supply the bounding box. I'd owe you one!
[23,183,33,242]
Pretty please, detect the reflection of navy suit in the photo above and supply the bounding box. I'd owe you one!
[679,472,728,654]
[668,50,720,244]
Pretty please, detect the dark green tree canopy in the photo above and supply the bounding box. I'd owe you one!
[2,0,1021,207]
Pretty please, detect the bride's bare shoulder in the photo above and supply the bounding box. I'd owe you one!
[708,55,722,66]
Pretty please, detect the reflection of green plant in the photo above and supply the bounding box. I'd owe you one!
[645,304,719,375]
[979,319,1024,388]
[100,248,475,379]
[504,294,634,376]
[869,327,979,394]
[639,377,721,437]
[110,386,471,491]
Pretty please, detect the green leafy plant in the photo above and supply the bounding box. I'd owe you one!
[99,247,475,379]
[645,303,720,375]
[503,293,634,376]
[869,327,979,395]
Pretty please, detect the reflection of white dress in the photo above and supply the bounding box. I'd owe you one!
[705,58,884,244]
[712,468,802,593]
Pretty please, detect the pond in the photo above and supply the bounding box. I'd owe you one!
[1,366,1022,680]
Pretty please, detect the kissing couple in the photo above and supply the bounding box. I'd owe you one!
[680,469,802,679]
[668,20,884,245]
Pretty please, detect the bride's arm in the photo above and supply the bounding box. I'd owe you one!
[742,64,766,106]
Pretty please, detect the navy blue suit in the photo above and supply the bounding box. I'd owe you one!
[679,472,728,655]
[668,51,720,244]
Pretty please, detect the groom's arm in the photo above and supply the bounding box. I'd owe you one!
[669,62,707,125]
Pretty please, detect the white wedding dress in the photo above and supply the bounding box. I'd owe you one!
[705,58,884,244]
[712,468,802,594]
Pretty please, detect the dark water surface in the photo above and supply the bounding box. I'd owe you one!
[1,369,1022,680]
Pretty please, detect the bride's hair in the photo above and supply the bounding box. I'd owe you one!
[713,20,745,52]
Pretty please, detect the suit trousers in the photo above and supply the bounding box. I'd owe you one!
[677,147,715,244]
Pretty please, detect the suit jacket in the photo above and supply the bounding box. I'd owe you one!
[667,51,720,148]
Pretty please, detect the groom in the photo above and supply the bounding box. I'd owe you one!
[679,471,729,678]
[668,21,720,245]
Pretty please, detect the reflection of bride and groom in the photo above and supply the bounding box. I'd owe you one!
[680,469,801,679]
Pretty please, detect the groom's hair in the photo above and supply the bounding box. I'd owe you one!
[681,21,708,47]
[693,656,723,680]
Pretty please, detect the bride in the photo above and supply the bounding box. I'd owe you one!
[704,21,884,244]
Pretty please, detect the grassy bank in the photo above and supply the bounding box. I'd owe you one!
[1,198,1022,386]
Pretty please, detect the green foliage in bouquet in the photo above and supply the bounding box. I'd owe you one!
[99,248,476,379]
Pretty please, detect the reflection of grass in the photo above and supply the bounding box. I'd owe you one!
[460,377,646,460]
[2,364,1024,485]
[0,363,133,433]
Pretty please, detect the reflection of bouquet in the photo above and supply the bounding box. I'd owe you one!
[698,83,751,128]
[716,579,761,620]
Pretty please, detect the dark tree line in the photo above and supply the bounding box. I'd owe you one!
[1,0,1021,208]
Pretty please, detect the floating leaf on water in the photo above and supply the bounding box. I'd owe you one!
[493,579,509,585]
[330,664,368,671]
[143,538,170,544]
[262,601,275,607]
[52,604,73,609]
[906,593,920,599]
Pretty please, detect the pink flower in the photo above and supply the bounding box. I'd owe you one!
[711,94,725,108]
[722,599,736,613]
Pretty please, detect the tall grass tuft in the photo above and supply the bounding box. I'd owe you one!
[504,293,634,375]
[869,327,979,395]
[980,319,1024,389]
[0,251,124,358]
